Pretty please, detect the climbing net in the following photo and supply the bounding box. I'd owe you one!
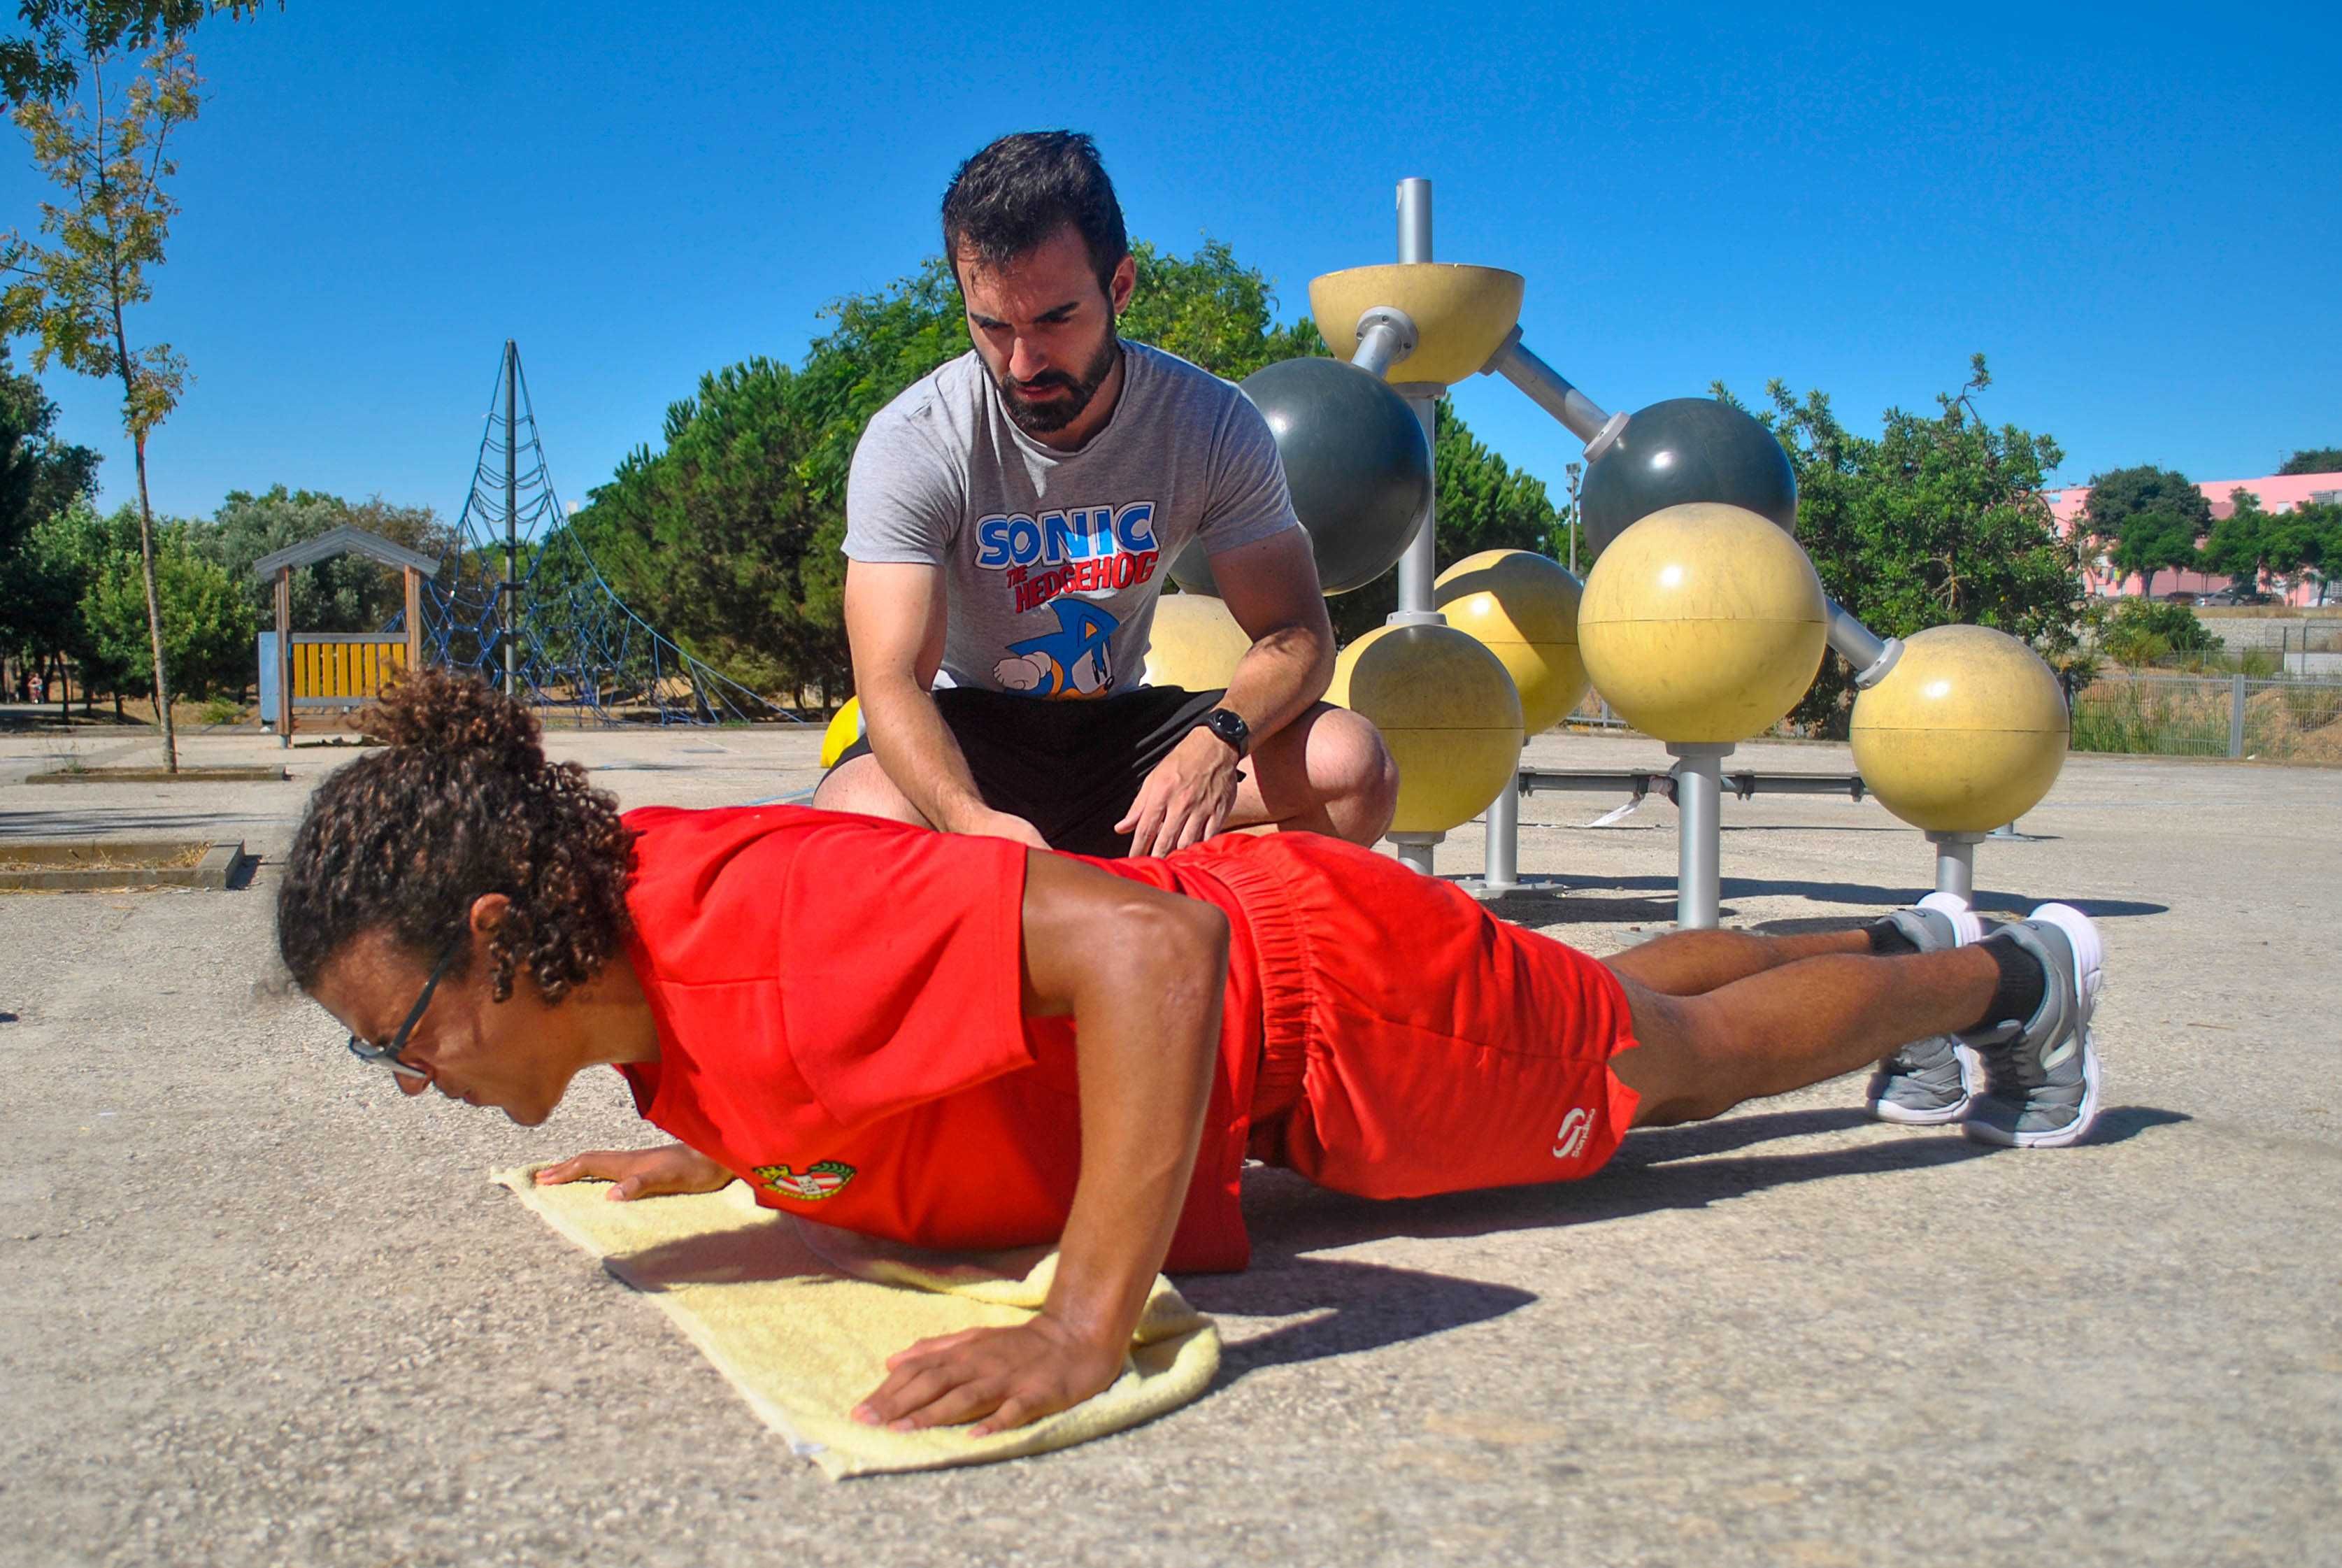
[415,346,793,725]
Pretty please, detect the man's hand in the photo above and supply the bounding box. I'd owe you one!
[1116,727,1243,857]
[535,1143,732,1202]
[851,1314,1126,1437]
[948,804,1050,851]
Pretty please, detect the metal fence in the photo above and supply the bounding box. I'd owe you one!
[2071,673,2342,762]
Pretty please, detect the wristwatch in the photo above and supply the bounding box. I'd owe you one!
[1197,707,1251,760]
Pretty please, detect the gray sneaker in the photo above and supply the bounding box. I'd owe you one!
[1960,903,2104,1148]
[1867,894,1985,1124]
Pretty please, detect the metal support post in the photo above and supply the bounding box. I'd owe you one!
[1928,831,1985,907]
[2229,673,2246,757]
[1390,178,1442,627]
[1390,833,1441,875]
[1486,330,1629,458]
[1668,742,1732,928]
[1348,306,1418,380]
[501,339,520,700]
[1826,599,1904,688]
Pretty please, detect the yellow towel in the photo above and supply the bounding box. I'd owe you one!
[492,1168,1220,1479]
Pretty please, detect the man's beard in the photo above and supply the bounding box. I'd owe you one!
[994,334,1121,436]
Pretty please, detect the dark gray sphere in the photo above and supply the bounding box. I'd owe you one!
[1171,357,1433,597]
[1578,398,1797,560]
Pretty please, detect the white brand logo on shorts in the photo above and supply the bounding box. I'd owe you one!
[1552,1109,1592,1161]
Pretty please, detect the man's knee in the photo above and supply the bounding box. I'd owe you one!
[812,753,932,828]
[1303,706,1399,843]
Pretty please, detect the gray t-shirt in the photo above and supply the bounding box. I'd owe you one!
[843,341,1298,697]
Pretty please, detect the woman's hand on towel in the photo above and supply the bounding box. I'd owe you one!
[535,1143,732,1202]
[852,1314,1124,1437]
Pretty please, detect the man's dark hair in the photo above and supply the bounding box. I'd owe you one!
[941,131,1128,297]
[276,667,636,1004]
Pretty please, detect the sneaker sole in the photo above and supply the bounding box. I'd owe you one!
[1962,903,2104,1149]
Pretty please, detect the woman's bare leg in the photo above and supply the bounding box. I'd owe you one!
[1608,926,1871,997]
[1612,947,2000,1127]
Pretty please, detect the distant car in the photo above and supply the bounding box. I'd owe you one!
[2158,590,2200,605]
[2201,587,2273,606]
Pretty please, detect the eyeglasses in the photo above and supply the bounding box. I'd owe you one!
[345,936,464,1082]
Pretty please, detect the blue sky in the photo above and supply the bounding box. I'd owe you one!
[5,0,2336,538]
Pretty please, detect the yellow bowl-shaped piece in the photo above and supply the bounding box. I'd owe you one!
[1143,592,1255,692]
[1309,264,1526,387]
[819,695,864,769]
[1851,624,2069,832]
[1434,549,1591,735]
[1577,504,1827,743]
[1330,621,1523,834]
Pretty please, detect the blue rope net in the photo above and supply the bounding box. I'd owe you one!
[418,346,797,726]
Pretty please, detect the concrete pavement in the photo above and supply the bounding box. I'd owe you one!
[2,720,2336,1567]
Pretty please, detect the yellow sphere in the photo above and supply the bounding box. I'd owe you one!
[1329,622,1523,835]
[1851,625,2069,832]
[819,696,864,769]
[1435,549,1592,736]
[1577,503,1827,743]
[1143,592,1255,692]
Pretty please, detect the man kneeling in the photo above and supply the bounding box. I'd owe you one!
[283,671,2104,1439]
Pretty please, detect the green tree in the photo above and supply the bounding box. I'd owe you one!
[2201,487,2276,590]
[0,1,269,106]
[1,20,198,759]
[80,504,252,697]
[573,358,841,698]
[23,493,134,699]
[190,484,452,632]
[2276,447,2342,477]
[0,345,101,653]
[1729,356,2081,734]
[2080,464,2211,599]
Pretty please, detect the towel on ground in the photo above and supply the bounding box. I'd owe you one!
[492,1167,1220,1479]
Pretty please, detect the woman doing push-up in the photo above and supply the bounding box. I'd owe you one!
[280,671,2103,1439]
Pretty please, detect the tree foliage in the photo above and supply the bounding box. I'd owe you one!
[0,0,269,106]
[194,483,452,632]
[572,238,1547,697]
[0,344,101,650]
[79,503,251,697]
[1,13,200,757]
[2079,463,2211,598]
[2276,447,2342,477]
[1725,355,2081,734]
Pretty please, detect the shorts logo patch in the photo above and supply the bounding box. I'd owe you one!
[752,1160,856,1202]
[1552,1109,1592,1161]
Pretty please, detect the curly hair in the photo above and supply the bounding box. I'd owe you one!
[276,667,636,1004]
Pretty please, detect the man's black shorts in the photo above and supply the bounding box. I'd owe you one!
[828,684,1228,858]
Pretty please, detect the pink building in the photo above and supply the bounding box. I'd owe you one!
[2048,471,2342,606]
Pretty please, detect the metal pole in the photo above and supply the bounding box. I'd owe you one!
[2229,673,2246,757]
[1826,599,1903,688]
[1481,777,1520,892]
[1669,743,1730,928]
[1929,832,1983,907]
[1392,179,1441,626]
[1487,332,1627,455]
[1566,462,1583,574]
[502,339,520,700]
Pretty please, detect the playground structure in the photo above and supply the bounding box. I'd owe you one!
[252,343,791,730]
[1158,179,2070,925]
[251,524,434,744]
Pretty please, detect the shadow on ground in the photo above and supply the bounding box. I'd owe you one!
[1476,873,2169,924]
[1188,1104,2190,1383]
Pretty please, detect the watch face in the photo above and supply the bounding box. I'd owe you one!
[1205,709,1249,755]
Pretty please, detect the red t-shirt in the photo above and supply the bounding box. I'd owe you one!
[613,805,1266,1272]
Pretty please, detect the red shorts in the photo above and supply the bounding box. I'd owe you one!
[1181,834,1643,1199]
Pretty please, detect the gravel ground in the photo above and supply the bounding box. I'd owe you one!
[2,719,2336,1567]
